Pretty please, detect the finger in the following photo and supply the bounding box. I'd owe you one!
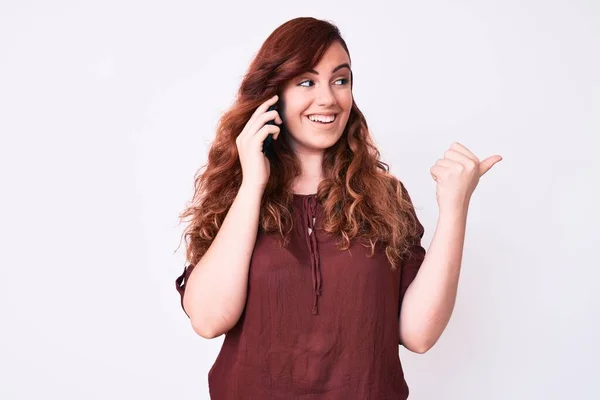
[450,142,479,162]
[430,165,444,182]
[435,158,454,168]
[248,94,279,126]
[479,155,503,176]
[444,149,475,169]
[253,124,280,145]
[251,110,281,136]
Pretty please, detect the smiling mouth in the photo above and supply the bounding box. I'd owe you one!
[306,114,338,124]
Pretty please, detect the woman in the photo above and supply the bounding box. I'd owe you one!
[175,17,501,399]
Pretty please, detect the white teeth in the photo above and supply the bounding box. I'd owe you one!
[308,114,336,123]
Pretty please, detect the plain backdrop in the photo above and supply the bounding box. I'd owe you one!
[1,1,598,399]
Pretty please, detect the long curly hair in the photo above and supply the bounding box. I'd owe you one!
[178,17,423,271]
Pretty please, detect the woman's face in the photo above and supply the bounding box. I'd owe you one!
[280,41,353,154]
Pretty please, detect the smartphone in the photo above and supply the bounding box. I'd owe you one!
[262,102,281,158]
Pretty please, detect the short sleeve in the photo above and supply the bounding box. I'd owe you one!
[398,221,426,309]
[175,263,195,318]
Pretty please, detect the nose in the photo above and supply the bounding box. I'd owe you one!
[315,85,337,108]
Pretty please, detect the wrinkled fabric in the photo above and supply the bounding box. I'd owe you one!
[176,192,426,400]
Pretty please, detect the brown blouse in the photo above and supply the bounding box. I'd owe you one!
[176,191,426,399]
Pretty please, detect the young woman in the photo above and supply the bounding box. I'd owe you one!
[175,17,501,400]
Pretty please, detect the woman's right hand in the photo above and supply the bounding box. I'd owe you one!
[236,94,282,189]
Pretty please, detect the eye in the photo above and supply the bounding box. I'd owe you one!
[299,80,314,87]
[298,78,350,87]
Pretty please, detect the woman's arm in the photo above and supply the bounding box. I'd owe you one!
[398,142,502,353]
[183,183,264,339]
[399,204,467,353]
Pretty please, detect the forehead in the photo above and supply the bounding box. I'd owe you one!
[311,42,351,72]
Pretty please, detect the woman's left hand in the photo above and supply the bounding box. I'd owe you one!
[430,142,503,212]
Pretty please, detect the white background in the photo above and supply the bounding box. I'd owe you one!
[1,1,598,399]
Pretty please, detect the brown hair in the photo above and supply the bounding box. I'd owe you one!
[178,17,423,271]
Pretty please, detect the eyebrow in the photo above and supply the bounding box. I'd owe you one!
[306,63,351,75]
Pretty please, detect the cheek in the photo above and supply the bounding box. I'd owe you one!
[280,99,302,119]
[339,92,353,109]
[284,106,302,119]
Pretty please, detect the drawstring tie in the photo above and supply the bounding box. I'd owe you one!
[302,195,322,315]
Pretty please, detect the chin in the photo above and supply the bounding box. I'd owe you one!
[309,136,343,150]
[288,128,345,152]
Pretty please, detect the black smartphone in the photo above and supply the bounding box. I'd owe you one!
[262,102,281,158]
